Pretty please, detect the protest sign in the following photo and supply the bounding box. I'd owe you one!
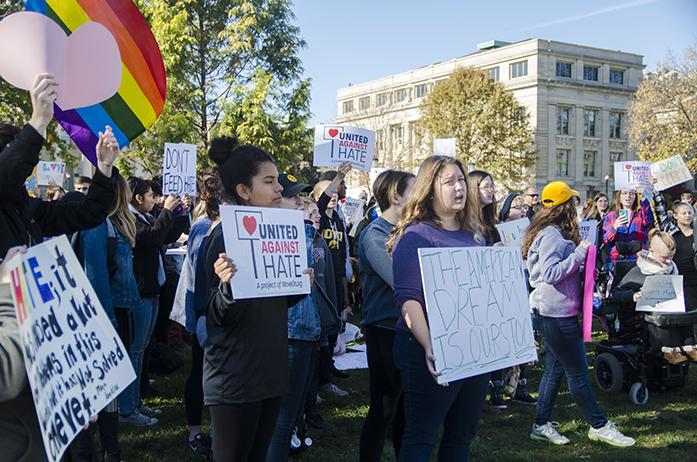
[418,246,537,384]
[220,205,311,299]
[650,155,693,191]
[579,220,599,246]
[582,245,597,342]
[433,138,457,158]
[37,160,65,186]
[614,161,652,190]
[6,236,136,462]
[636,275,686,313]
[25,166,39,196]
[339,198,365,226]
[495,217,530,246]
[163,143,197,196]
[313,125,376,172]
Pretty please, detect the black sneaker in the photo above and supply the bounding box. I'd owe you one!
[188,432,212,457]
[489,381,507,409]
[511,385,537,406]
[331,366,350,379]
[305,413,328,430]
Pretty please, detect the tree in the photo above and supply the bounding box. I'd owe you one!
[628,43,697,171]
[419,67,535,189]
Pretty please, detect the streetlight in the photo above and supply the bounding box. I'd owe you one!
[604,174,610,196]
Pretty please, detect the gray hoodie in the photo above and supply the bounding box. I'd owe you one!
[527,225,588,317]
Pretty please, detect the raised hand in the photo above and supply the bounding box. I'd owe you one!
[28,73,58,137]
[96,125,119,177]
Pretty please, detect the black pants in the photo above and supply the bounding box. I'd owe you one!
[185,334,205,426]
[360,325,405,461]
[209,398,282,462]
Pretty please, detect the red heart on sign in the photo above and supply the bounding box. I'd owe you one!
[328,128,339,138]
[242,216,257,235]
[624,164,632,170]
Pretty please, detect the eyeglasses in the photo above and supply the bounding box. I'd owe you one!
[511,204,530,211]
[620,191,636,197]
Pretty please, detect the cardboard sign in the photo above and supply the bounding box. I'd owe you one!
[636,275,686,313]
[418,246,537,384]
[313,125,376,172]
[6,236,136,462]
[220,205,311,299]
[614,161,652,190]
[650,155,693,191]
[579,220,599,245]
[433,138,457,158]
[163,143,197,196]
[582,244,597,342]
[495,218,530,246]
[37,161,65,186]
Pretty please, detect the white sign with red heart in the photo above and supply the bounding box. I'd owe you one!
[219,205,311,299]
[0,12,122,110]
[613,161,652,191]
[313,124,376,172]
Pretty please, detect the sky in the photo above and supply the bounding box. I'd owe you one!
[292,0,697,125]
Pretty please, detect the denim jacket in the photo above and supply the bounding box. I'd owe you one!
[287,223,322,341]
[81,223,115,325]
[109,229,141,311]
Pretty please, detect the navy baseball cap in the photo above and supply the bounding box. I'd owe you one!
[279,173,312,197]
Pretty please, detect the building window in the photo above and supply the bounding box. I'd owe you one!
[358,96,370,111]
[556,149,571,176]
[556,62,572,78]
[410,122,423,146]
[391,125,404,146]
[510,60,528,79]
[415,83,429,98]
[610,112,623,139]
[584,110,598,137]
[609,151,623,178]
[557,106,570,135]
[584,151,597,177]
[610,68,625,85]
[583,65,599,81]
[488,67,500,82]
[394,88,407,103]
[342,100,354,114]
[376,130,384,151]
[376,93,389,107]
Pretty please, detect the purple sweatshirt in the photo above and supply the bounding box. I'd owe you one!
[392,221,480,331]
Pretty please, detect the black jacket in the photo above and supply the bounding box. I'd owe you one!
[0,124,119,257]
[132,208,176,297]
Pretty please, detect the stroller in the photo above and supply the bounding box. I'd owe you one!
[592,241,697,404]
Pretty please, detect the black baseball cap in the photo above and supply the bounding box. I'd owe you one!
[279,173,312,197]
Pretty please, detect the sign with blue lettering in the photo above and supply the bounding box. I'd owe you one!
[313,124,376,172]
[220,205,311,299]
[6,236,136,462]
[418,246,537,384]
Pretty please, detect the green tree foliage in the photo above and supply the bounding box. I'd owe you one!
[628,44,697,171]
[419,67,535,188]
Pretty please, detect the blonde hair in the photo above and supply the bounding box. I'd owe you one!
[648,229,676,252]
[386,156,471,253]
[109,176,137,247]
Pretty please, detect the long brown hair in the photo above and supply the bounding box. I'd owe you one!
[110,176,137,247]
[386,156,470,253]
[466,170,497,244]
[521,199,580,257]
[585,193,609,220]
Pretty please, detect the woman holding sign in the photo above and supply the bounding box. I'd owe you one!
[522,181,635,447]
[602,187,655,264]
[387,156,490,461]
[202,137,313,462]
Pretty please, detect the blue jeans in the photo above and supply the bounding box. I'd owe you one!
[119,296,159,416]
[265,339,317,462]
[394,330,489,462]
[533,315,607,429]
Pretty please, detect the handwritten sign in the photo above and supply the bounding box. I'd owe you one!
[433,138,457,158]
[25,166,39,196]
[313,125,376,172]
[495,218,530,246]
[582,245,597,342]
[418,246,537,384]
[579,220,599,245]
[614,161,652,190]
[163,143,196,196]
[6,236,136,462]
[650,155,693,191]
[636,275,686,313]
[37,161,65,186]
[220,205,310,299]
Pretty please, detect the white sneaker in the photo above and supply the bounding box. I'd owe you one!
[316,394,324,405]
[138,404,162,417]
[324,383,348,397]
[119,410,158,426]
[530,422,571,445]
[588,421,635,447]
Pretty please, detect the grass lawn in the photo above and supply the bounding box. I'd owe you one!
[120,340,697,462]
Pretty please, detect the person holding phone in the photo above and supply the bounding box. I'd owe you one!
[602,186,655,264]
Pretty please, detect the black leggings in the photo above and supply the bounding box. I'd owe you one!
[185,335,204,426]
[209,398,282,462]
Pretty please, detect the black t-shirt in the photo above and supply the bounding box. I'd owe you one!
[673,230,697,309]
[317,193,347,279]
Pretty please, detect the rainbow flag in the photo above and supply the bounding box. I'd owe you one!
[26,0,167,165]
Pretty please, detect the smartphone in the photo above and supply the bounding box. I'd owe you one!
[618,209,629,223]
